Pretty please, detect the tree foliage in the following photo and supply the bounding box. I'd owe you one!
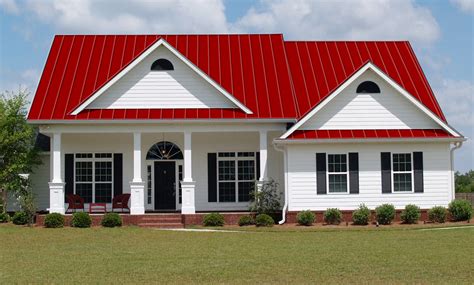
[0,89,41,212]
[455,171,474,193]
[249,179,281,215]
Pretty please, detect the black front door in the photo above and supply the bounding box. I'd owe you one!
[154,161,176,210]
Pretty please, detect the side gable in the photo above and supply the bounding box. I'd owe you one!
[86,45,237,110]
[71,38,252,115]
[281,62,462,139]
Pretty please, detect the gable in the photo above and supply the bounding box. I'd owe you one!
[300,69,439,130]
[86,45,239,110]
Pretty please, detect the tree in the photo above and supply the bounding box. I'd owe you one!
[455,170,474,193]
[0,89,41,213]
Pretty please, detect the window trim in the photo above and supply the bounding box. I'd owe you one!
[326,153,349,194]
[391,153,414,193]
[73,153,114,203]
[216,151,257,203]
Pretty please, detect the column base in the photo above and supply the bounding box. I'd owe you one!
[130,181,145,215]
[48,182,65,214]
[181,181,196,214]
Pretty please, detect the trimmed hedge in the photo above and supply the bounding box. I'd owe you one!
[203,213,225,227]
[255,214,274,227]
[400,204,421,224]
[0,212,10,223]
[428,206,447,223]
[352,204,371,225]
[375,204,395,225]
[101,213,122,228]
[44,213,65,228]
[12,211,28,225]
[324,208,342,225]
[296,210,315,226]
[71,212,92,228]
[238,215,254,226]
[448,200,473,221]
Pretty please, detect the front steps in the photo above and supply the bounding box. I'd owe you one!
[137,214,184,228]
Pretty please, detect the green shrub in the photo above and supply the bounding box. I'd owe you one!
[296,210,315,226]
[249,179,281,215]
[203,213,225,227]
[352,204,371,225]
[71,212,92,228]
[255,214,274,227]
[428,206,447,223]
[44,213,65,228]
[375,204,396,225]
[448,200,473,221]
[324,208,342,225]
[238,215,254,226]
[400,204,421,224]
[101,213,122,228]
[0,212,10,223]
[12,211,29,225]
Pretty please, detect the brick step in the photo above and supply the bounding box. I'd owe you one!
[138,222,184,228]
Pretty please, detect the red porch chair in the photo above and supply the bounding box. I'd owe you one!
[66,194,85,213]
[112,194,131,213]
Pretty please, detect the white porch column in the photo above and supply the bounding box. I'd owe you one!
[181,131,196,214]
[257,130,268,191]
[48,133,65,214]
[130,132,145,215]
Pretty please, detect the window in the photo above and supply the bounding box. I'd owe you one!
[392,153,413,192]
[356,81,380,93]
[74,153,113,203]
[217,152,256,202]
[151,58,174,71]
[327,154,348,193]
[178,165,183,204]
[147,165,152,204]
[146,141,183,160]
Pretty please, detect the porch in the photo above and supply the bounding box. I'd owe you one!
[42,123,285,216]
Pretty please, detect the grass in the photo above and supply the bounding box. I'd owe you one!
[1,224,473,284]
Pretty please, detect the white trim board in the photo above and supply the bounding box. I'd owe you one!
[71,38,253,115]
[280,62,462,139]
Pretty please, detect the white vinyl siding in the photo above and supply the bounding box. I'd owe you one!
[87,45,237,110]
[300,69,439,130]
[287,142,452,211]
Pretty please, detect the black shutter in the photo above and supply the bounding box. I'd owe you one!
[208,153,217,202]
[64,153,74,201]
[316,153,327,195]
[113,153,123,197]
[413,152,424,193]
[256,152,260,180]
[349,153,359,194]
[381,152,391,194]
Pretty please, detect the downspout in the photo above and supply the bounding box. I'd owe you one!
[274,142,288,224]
[450,141,463,201]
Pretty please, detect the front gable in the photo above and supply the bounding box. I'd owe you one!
[300,69,438,130]
[282,62,461,139]
[71,38,252,115]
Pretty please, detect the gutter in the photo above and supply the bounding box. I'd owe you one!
[450,141,463,201]
[273,142,288,224]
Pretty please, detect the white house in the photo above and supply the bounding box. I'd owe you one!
[27,34,464,224]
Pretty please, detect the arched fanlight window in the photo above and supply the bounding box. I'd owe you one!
[151,58,174,71]
[356,81,381,94]
[146,141,183,160]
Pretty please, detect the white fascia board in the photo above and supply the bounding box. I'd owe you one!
[280,62,462,139]
[274,137,467,145]
[71,38,253,115]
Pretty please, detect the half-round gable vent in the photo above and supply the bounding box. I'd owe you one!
[356,81,380,94]
[151,58,174,71]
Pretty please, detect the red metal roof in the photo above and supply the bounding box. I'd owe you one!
[28,35,447,123]
[286,129,454,140]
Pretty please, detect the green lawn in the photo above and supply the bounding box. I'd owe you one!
[1,225,473,284]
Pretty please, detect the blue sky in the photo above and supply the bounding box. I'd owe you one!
[0,0,472,171]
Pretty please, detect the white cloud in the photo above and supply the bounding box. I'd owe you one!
[24,0,229,34]
[451,0,474,13]
[0,0,19,14]
[234,0,440,46]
